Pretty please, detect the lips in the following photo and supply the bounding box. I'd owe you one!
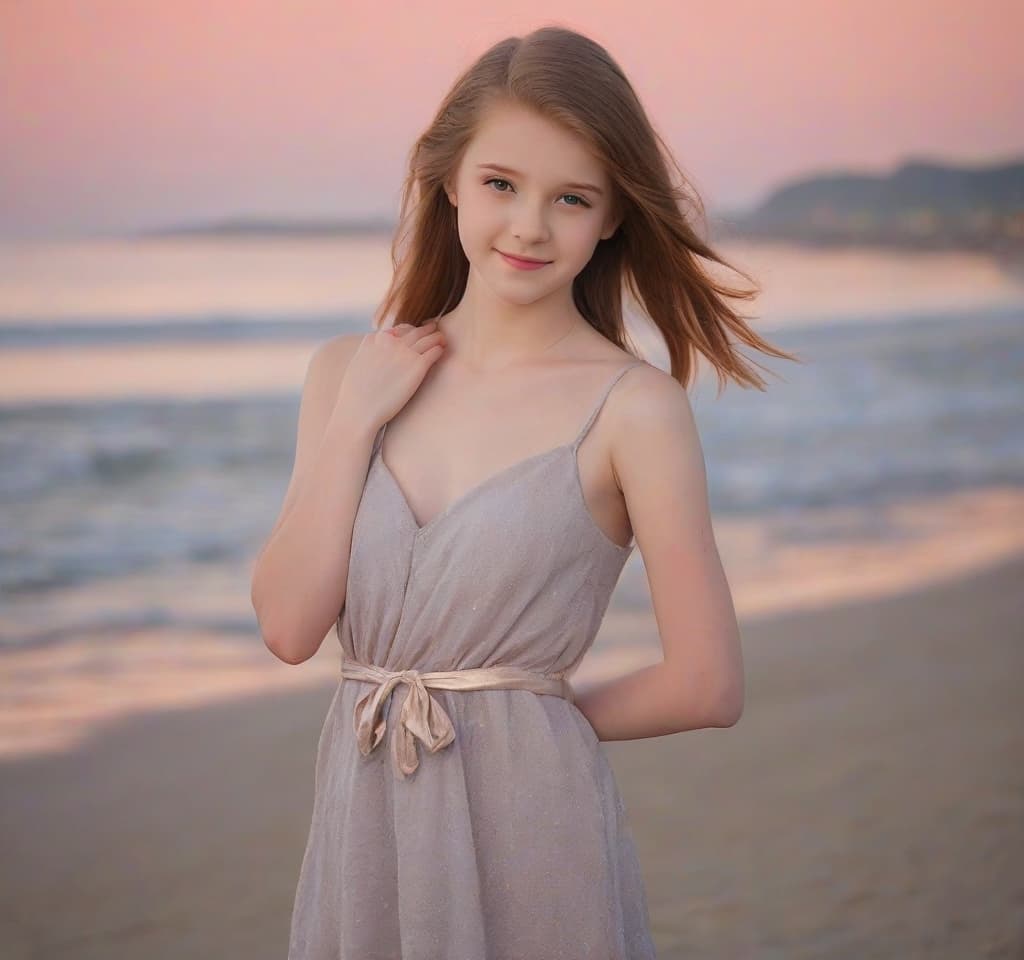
[496,249,552,270]
[499,251,549,264]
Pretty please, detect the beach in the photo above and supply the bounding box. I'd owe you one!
[2,550,1021,959]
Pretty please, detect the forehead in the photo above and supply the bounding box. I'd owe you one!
[463,100,607,185]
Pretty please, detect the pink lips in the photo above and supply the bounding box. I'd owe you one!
[497,250,551,271]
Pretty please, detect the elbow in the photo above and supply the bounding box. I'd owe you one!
[249,577,313,667]
[665,663,744,731]
[258,613,321,665]
[263,632,312,665]
[706,622,745,728]
[707,677,744,728]
[710,698,743,728]
[252,596,317,666]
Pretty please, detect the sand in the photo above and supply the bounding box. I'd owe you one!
[1,553,1022,959]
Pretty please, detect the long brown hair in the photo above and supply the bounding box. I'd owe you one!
[374,25,801,394]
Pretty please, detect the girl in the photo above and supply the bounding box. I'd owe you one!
[252,24,798,960]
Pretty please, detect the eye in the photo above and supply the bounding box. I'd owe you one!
[561,194,591,208]
[482,177,592,208]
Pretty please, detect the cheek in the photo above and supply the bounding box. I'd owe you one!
[457,202,501,243]
[562,216,605,253]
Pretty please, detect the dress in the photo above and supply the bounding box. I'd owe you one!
[287,359,657,959]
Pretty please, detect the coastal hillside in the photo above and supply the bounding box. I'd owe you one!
[716,158,1024,258]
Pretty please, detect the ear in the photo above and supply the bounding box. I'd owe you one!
[600,212,622,241]
[599,191,623,240]
[443,179,457,207]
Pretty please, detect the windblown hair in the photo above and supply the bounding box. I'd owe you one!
[374,25,801,393]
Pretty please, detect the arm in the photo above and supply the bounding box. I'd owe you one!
[250,333,377,665]
[573,367,744,739]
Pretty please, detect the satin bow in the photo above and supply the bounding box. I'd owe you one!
[352,668,456,779]
[342,657,575,780]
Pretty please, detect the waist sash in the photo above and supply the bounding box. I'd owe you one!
[340,657,575,780]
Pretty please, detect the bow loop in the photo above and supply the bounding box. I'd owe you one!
[351,669,455,780]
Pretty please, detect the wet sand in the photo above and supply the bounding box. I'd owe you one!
[1,552,1021,959]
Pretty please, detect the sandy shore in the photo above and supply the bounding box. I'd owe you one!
[1,554,1022,959]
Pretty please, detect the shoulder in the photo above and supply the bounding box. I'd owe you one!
[308,331,364,378]
[608,357,687,425]
[605,359,703,486]
[301,331,365,395]
[292,331,370,433]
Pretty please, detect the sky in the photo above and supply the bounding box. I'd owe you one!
[1,0,1022,240]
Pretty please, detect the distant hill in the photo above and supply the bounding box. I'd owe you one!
[715,158,1024,257]
[135,215,397,239]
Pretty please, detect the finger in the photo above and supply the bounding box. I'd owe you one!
[388,321,432,337]
[412,331,446,353]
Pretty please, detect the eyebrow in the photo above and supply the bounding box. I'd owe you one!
[475,163,605,197]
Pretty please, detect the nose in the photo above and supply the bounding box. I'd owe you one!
[510,198,551,244]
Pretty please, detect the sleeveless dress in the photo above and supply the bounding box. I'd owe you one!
[287,359,657,959]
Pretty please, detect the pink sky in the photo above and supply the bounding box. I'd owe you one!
[1,0,1021,239]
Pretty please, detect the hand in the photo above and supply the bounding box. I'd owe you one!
[334,321,447,429]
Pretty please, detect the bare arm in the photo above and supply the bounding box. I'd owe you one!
[573,366,744,739]
[250,334,374,664]
[251,322,446,664]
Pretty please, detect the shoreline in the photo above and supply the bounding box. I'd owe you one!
[2,298,1024,405]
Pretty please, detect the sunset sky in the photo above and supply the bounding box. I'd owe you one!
[2,0,1021,239]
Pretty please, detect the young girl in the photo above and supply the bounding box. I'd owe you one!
[252,25,797,960]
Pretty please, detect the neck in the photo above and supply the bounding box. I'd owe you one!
[438,289,586,372]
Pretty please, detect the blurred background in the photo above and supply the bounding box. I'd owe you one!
[1,2,1022,958]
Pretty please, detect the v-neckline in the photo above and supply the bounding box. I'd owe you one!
[372,357,644,546]
[376,442,572,541]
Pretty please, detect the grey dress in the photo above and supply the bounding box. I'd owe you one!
[287,359,657,959]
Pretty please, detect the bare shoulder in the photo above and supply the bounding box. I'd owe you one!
[606,360,704,490]
[295,328,369,448]
[306,331,365,390]
[610,358,692,417]
[610,359,690,429]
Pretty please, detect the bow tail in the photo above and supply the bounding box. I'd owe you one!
[352,677,399,757]
[392,682,456,779]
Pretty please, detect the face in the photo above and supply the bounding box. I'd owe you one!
[444,99,621,307]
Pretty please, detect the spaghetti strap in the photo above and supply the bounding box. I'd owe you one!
[571,359,645,452]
